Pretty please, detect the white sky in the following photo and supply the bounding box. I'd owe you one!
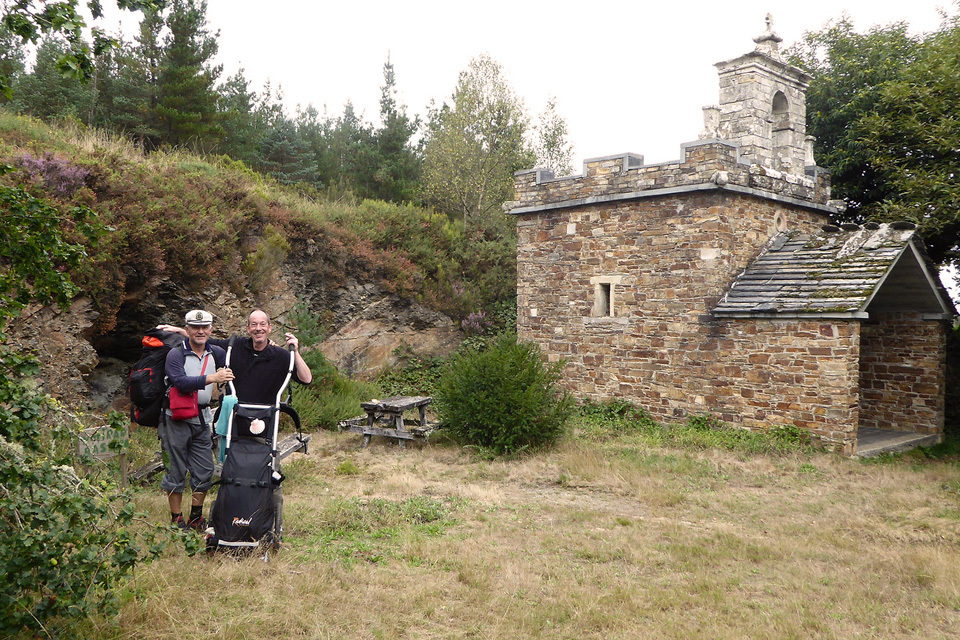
[88,1,959,297]
[93,0,954,168]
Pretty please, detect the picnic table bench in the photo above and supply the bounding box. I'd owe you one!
[340,395,435,447]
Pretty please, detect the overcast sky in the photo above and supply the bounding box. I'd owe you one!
[94,0,955,168]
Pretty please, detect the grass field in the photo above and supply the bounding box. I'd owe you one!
[95,422,960,639]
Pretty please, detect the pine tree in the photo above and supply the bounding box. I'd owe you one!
[318,101,377,198]
[371,55,420,203]
[218,71,286,167]
[11,36,96,122]
[218,68,260,164]
[91,37,159,148]
[154,0,223,151]
[256,117,319,187]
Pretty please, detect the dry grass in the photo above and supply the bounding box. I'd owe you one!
[101,429,960,640]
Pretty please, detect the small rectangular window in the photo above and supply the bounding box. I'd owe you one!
[600,283,611,316]
[593,282,612,317]
[590,275,622,318]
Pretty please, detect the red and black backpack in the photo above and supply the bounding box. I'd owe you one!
[129,328,182,427]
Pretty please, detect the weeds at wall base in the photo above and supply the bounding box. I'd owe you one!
[574,399,823,457]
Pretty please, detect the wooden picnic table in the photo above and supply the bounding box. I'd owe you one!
[342,395,434,447]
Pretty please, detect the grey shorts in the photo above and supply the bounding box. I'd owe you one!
[159,418,214,493]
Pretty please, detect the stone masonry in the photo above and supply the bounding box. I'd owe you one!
[507,18,950,454]
[859,312,946,436]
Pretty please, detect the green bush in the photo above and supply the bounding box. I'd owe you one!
[376,347,446,397]
[435,334,573,455]
[293,350,379,430]
[576,398,662,437]
[0,358,163,638]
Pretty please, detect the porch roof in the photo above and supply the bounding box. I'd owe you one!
[713,222,954,319]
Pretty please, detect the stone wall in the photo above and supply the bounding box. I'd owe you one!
[705,318,861,453]
[859,312,947,436]
[510,141,832,214]
[513,179,872,447]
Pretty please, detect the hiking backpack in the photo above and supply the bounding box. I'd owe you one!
[129,328,182,427]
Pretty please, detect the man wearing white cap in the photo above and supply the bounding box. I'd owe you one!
[161,310,234,530]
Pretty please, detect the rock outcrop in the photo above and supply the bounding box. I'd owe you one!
[9,269,461,413]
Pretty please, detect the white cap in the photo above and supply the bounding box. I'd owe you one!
[184,309,213,326]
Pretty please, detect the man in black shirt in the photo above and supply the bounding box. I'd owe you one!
[161,309,312,400]
[220,309,312,402]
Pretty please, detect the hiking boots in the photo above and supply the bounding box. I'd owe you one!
[171,513,206,532]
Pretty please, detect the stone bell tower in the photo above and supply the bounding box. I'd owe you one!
[707,14,813,175]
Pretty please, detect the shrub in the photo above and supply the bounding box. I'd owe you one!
[435,334,573,455]
[686,413,727,432]
[286,298,332,349]
[0,360,162,637]
[578,398,661,432]
[241,224,290,293]
[376,347,446,397]
[14,151,89,197]
[293,350,379,430]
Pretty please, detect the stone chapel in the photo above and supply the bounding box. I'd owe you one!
[507,18,955,454]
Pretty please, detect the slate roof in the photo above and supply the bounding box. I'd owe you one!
[713,222,952,318]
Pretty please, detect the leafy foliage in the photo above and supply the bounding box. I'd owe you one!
[435,334,574,455]
[293,349,379,431]
[577,398,660,432]
[287,298,332,349]
[788,13,960,266]
[421,54,535,229]
[0,23,25,100]
[857,20,960,265]
[787,19,920,215]
[376,348,446,398]
[0,0,165,100]
[0,421,163,636]
[0,177,165,637]
[0,176,102,332]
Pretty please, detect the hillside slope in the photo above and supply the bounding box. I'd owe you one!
[0,112,514,408]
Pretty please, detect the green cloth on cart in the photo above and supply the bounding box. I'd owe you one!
[216,394,237,462]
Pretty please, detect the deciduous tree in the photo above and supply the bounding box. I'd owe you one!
[421,54,535,230]
[859,17,960,265]
[531,96,574,177]
[788,19,920,213]
[789,11,960,266]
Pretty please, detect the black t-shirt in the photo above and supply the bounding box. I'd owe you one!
[210,337,306,405]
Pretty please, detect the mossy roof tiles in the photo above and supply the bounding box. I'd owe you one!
[713,223,951,317]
